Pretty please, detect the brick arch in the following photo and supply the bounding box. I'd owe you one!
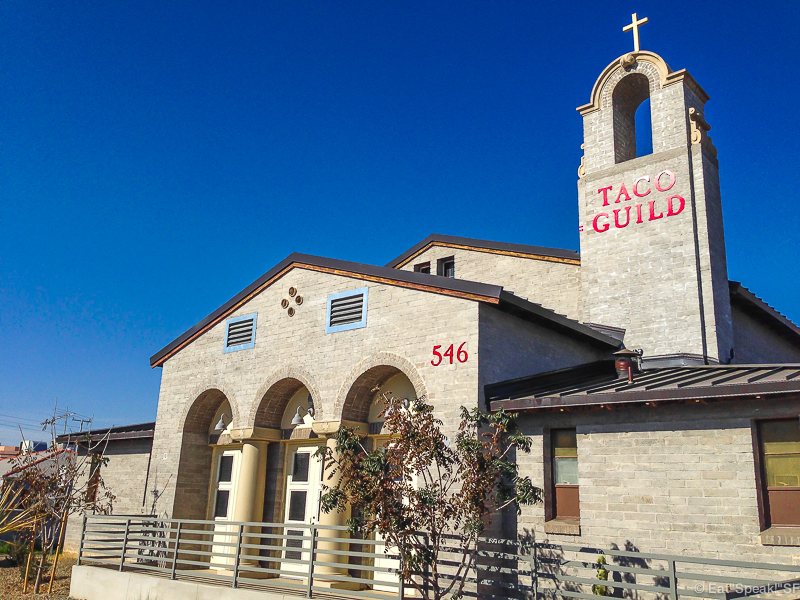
[610,71,652,164]
[249,367,324,429]
[173,384,238,521]
[177,380,242,433]
[600,60,662,111]
[334,352,427,423]
[579,51,669,115]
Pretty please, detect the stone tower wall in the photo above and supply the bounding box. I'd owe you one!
[578,54,733,363]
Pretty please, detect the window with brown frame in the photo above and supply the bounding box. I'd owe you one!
[85,453,102,504]
[756,419,800,528]
[413,262,431,274]
[551,429,580,520]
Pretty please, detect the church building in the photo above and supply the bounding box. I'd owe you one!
[66,15,800,591]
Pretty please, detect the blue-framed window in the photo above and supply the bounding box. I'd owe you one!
[325,287,368,334]
[224,313,257,353]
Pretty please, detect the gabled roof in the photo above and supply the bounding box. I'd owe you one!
[729,281,800,343]
[384,234,581,269]
[486,360,800,412]
[150,252,620,368]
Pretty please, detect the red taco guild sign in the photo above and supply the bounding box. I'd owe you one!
[586,170,685,233]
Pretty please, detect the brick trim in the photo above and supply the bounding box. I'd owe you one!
[333,352,428,422]
[178,380,242,434]
[248,366,325,428]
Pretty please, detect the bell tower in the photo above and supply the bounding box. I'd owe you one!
[576,15,733,365]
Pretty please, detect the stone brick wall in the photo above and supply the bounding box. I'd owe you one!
[63,439,153,553]
[731,304,800,364]
[397,246,582,320]
[513,398,800,565]
[477,304,610,406]
[149,268,485,520]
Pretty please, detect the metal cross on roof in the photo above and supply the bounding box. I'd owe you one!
[622,12,649,52]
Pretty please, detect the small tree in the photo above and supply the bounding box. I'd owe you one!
[8,409,115,593]
[316,391,541,600]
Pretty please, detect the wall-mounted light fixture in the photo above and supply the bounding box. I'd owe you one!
[214,414,227,432]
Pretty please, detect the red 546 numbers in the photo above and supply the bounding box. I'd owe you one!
[431,343,468,366]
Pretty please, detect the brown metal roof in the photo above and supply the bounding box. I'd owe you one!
[55,422,155,444]
[384,233,581,268]
[487,361,800,412]
[150,253,620,368]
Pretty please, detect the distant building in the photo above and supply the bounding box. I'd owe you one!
[0,446,18,460]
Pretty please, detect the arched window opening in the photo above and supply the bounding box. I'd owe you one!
[635,97,653,157]
[612,73,651,163]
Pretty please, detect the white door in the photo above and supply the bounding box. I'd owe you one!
[210,450,240,569]
[283,444,324,577]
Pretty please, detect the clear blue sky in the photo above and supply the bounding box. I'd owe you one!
[1,1,798,443]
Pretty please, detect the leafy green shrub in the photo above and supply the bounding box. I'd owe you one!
[592,555,609,596]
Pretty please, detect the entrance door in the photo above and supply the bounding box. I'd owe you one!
[210,450,240,569]
[283,444,324,576]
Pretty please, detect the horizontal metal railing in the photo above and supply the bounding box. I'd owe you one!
[77,515,800,600]
[78,514,406,599]
[533,542,800,600]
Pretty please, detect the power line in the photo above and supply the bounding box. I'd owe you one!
[0,413,44,424]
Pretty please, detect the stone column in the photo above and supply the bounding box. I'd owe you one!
[311,420,367,589]
[230,427,281,564]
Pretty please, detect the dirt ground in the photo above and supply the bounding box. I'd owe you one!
[0,554,76,600]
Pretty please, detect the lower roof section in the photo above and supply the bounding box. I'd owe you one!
[55,422,156,444]
[486,360,800,412]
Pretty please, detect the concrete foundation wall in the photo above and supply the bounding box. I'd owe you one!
[70,565,295,600]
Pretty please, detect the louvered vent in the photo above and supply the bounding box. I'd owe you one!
[325,288,368,333]
[224,313,257,352]
[328,293,364,327]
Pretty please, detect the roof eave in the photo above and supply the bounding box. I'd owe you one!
[497,292,622,350]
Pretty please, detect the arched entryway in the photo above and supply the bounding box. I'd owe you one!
[341,365,420,591]
[253,378,325,576]
[174,389,234,521]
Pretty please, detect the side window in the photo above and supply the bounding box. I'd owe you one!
[757,419,800,528]
[437,257,455,278]
[85,453,102,503]
[550,429,580,520]
[325,288,368,334]
[414,262,431,274]
[223,313,257,353]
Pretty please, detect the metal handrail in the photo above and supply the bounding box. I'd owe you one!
[78,515,800,600]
